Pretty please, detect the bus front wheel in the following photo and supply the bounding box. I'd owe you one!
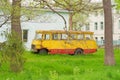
[39,49,48,55]
[74,49,83,55]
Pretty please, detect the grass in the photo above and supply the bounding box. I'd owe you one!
[0,48,120,80]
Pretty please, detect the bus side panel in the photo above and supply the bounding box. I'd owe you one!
[83,40,98,54]
[42,40,75,54]
[64,40,97,54]
[63,40,87,54]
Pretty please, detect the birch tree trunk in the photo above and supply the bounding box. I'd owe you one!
[11,0,22,40]
[103,0,115,65]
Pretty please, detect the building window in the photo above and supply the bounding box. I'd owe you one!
[100,22,104,30]
[95,37,98,41]
[101,37,104,44]
[23,30,28,42]
[101,37,104,40]
[119,20,120,29]
[94,22,98,30]
[119,36,120,41]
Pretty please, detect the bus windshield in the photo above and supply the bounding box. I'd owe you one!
[35,33,42,40]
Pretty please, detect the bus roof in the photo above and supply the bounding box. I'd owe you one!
[36,30,94,34]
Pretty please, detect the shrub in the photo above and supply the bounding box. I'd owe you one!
[0,31,25,73]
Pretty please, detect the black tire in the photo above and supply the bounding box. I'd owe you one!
[74,49,83,55]
[39,49,48,55]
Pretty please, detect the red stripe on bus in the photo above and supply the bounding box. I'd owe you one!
[49,49,97,54]
[84,49,97,54]
[50,49,74,54]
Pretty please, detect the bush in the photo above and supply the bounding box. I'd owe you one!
[0,42,6,51]
[0,32,25,73]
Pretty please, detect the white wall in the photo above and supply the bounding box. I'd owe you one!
[0,10,69,50]
[0,24,10,42]
[82,8,120,45]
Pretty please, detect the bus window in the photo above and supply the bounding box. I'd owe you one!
[44,34,50,40]
[85,34,93,40]
[35,33,42,40]
[78,34,84,40]
[61,34,68,40]
[52,34,58,40]
[70,34,76,40]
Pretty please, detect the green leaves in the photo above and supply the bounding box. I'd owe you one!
[115,0,120,9]
[0,0,12,15]
[0,31,25,73]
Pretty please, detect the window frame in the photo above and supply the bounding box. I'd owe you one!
[94,22,98,30]
[100,21,104,30]
[77,34,84,40]
[22,30,28,42]
[44,34,50,40]
[118,20,120,29]
[60,34,68,40]
[85,34,93,40]
[52,33,59,40]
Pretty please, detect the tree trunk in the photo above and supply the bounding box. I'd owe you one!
[11,0,22,40]
[69,13,73,30]
[103,0,115,65]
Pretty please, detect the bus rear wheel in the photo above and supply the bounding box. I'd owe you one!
[39,49,48,55]
[74,49,83,55]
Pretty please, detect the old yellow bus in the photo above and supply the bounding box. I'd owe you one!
[31,30,98,55]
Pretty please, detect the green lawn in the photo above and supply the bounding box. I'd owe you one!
[0,49,120,80]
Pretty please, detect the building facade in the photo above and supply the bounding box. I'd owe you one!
[81,8,120,46]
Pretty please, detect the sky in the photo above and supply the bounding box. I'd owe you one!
[91,0,102,2]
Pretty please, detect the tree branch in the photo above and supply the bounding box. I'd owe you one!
[0,15,10,28]
[40,0,68,30]
[53,0,66,8]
